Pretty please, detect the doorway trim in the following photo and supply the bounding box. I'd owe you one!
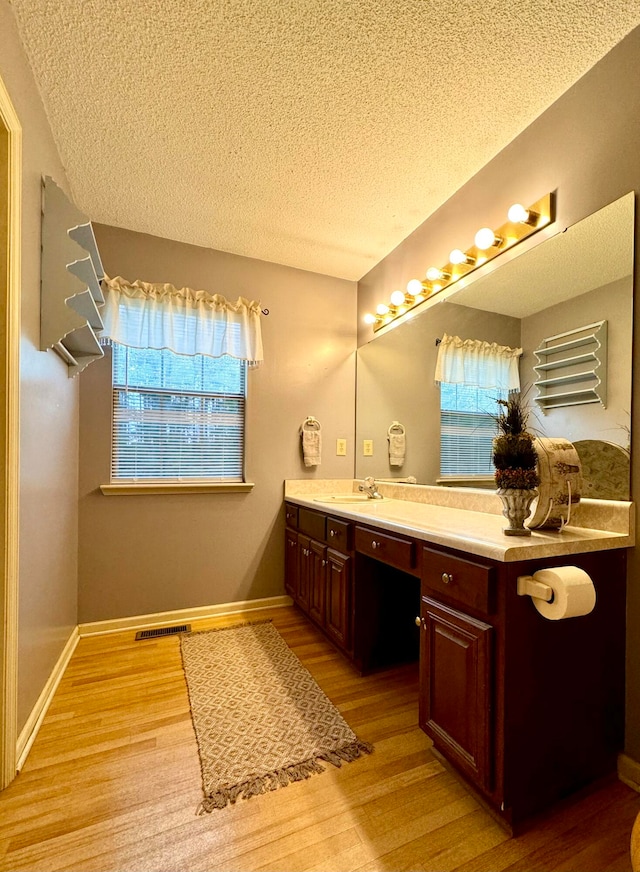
[0,73,21,790]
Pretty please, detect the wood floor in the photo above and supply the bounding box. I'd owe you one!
[0,605,638,872]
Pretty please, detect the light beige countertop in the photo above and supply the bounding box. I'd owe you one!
[284,479,635,563]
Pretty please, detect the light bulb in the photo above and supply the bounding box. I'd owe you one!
[363,313,377,325]
[390,290,406,307]
[406,278,424,296]
[426,266,449,282]
[449,248,475,266]
[508,203,530,224]
[376,303,390,316]
[474,227,502,250]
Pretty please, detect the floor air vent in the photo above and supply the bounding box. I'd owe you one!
[135,624,191,640]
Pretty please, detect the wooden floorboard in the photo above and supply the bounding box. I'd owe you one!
[0,605,638,871]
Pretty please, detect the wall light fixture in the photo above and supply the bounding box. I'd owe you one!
[363,192,554,332]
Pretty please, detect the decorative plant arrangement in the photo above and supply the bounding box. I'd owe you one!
[492,395,539,536]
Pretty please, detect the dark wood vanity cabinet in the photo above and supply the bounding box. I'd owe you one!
[420,597,493,792]
[284,500,627,830]
[284,504,352,654]
[420,544,627,830]
[325,549,352,649]
[308,539,327,626]
[284,528,298,599]
[420,547,496,794]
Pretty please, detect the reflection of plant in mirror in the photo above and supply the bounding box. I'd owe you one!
[492,395,539,490]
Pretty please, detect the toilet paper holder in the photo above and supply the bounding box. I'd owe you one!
[517,574,554,603]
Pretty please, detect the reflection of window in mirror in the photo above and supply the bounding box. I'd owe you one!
[440,383,507,482]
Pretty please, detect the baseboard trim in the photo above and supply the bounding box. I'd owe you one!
[618,753,640,792]
[78,595,294,638]
[16,626,79,772]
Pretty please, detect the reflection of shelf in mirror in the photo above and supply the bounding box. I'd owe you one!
[534,370,598,388]
[533,333,601,356]
[533,320,606,414]
[536,388,602,409]
[66,289,104,331]
[533,352,598,372]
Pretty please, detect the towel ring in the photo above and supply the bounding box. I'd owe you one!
[302,416,321,432]
[388,421,406,436]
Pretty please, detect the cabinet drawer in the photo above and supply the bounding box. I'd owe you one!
[355,526,415,573]
[298,508,326,541]
[285,503,299,528]
[422,547,495,614]
[327,517,352,552]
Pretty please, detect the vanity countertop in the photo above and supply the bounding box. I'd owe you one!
[284,480,634,563]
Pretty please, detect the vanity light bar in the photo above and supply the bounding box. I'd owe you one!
[365,192,555,332]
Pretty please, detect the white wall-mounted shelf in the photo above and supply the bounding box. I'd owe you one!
[41,176,105,377]
[533,321,607,412]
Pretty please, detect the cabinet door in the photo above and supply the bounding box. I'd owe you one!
[308,540,327,626]
[326,549,352,651]
[420,596,493,791]
[297,535,312,614]
[284,529,299,599]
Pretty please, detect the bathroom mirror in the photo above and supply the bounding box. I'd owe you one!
[355,192,634,498]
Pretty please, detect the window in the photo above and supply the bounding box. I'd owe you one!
[440,383,507,478]
[111,344,246,482]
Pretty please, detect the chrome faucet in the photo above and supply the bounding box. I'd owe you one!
[359,476,383,499]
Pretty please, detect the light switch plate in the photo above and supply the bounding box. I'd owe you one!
[336,438,347,456]
[363,439,374,456]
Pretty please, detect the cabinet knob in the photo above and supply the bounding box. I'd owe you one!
[372,540,381,550]
[329,530,336,537]
[441,572,453,584]
[414,616,421,627]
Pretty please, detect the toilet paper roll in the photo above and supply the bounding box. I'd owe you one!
[531,566,596,620]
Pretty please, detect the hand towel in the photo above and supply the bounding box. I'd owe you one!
[388,423,405,467]
[301,419,322,467]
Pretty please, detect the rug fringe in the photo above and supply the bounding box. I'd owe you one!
[196,740,373,813]
[319,739,374,767]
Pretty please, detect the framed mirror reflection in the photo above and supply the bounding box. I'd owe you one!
[355,191,634,500]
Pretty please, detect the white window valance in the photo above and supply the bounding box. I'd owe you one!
[434,333,522,392]
[101,274,264,364]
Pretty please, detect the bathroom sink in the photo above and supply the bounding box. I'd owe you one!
[313,494,387,504]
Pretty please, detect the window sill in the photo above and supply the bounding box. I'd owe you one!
[436,476,495,489]
[100,482,255,496]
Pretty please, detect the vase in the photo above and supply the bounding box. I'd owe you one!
[497,488,537,536]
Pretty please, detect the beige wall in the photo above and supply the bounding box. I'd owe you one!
[356,302,520,483]
[357,25,640,761]
[78,226,356,622]
[0,1,79,731]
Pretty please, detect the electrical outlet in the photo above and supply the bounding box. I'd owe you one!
[336,438,347,456]
[363,439,374,456]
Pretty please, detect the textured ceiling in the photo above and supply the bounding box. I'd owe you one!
[10,0,640,280]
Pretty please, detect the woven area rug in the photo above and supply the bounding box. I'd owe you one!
[180,621,373,813]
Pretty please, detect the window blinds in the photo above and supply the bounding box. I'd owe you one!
[111,344,246,482]
[440,383,506,477]
[440,411,498,476]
